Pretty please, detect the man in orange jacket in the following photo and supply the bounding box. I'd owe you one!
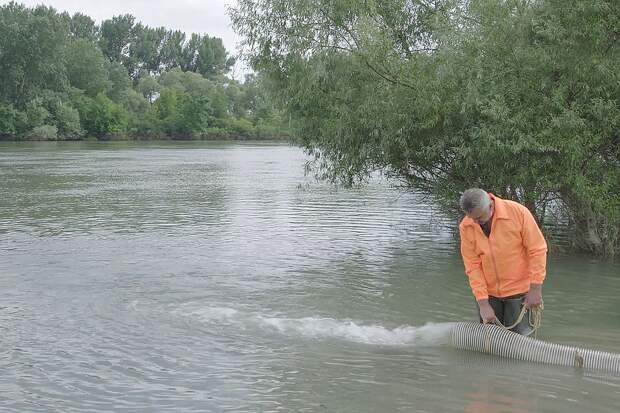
[459,188,547,335]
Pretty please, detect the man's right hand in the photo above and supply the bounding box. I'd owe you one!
[478,299,497,324]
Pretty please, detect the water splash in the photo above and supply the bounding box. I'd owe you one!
[258,316,453,346]
[185,306,239,321]
[174,305,453,346]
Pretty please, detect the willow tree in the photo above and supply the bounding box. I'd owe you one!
[231,0,620,256]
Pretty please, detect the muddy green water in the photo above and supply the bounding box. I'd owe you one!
[1,141,619,412]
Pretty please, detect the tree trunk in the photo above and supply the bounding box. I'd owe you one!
[571,206,616,257]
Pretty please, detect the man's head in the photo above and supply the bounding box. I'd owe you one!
[460,188,493,224]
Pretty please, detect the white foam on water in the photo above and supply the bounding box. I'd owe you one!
[258,316,454,346]
[177,306,240,321]
[174,305,453,346]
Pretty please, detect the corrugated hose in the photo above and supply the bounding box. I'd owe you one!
[451,321,620,372]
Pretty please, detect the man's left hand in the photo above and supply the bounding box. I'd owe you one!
[524,283,543,309]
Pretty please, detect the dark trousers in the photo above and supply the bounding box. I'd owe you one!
[477,294,533,336]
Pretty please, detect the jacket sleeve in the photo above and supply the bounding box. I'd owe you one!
[521,207,548,284]
[459,225,488,300]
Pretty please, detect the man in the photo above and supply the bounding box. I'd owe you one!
[458,188,547,335]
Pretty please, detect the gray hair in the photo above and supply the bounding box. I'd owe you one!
[460,188,490,214]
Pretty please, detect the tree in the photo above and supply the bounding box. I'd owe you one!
[180,94,213,135]
[0,103,26,138]
[0,2,70,106]
[66,12,98,42]
[52,102,83,139]
[116,88,152,136]
[66,39,110,96]
[0,3,285,143]
[77,93,127,138]
[106,61,132,101]
[153,88,183,135]
[159,30,186,72]
[195,36,234,78]
[232,0,620,255]
[137,75,161,103]
[129,25,167,78]
[99,14,135,63]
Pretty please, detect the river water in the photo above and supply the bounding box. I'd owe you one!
[1,141,619,412]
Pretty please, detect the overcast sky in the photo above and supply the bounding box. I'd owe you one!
[2,1,241,48]
[2,0,248,76]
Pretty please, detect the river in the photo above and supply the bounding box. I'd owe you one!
[1,141,619,412]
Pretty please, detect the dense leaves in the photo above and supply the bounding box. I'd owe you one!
[0,2,287,142]
[232,0,620,255]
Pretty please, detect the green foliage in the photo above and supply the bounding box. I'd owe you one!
[153,88,183,135]
[159,30,186,73]
[0,2,70,105]
[136,75,160,103]
[116,88,153,135]
[0,2,287,144]
[117,88,150,116]
[52,102,83,139]
[106,61,132,101]
[98,16,234,81]
[128,24,166,78]
[66,39,110,96]
[77,93,127,138]
[24,99,50,128]
[232,0,620,255]
[66,12,98,42]
[99,14,135,64]
[221,117,255,138]
[24,124,58,140]
[0,103,26,138]
[151,88,213,136]
[180,94,214,134]
[185,35,234,78]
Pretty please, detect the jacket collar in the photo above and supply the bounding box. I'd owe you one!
[461,193,509,227]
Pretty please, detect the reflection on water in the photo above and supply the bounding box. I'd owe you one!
[0,141,619,412]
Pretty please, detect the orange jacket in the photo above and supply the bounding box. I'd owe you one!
[459,194,547,301]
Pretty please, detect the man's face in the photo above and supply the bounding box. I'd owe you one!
[468,201,494,225]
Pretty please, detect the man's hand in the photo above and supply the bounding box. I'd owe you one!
[524,283,543,309]
[477,299,497,324]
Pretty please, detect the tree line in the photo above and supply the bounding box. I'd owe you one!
[231,0,620,256]
[0,2,288,141]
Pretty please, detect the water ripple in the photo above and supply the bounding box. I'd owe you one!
[0,142,619,412]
